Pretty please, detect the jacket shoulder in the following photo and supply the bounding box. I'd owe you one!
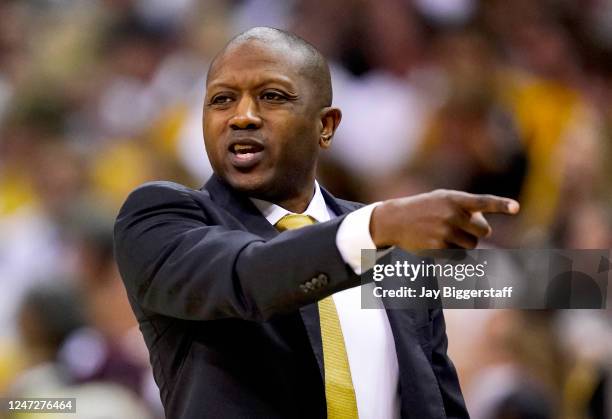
[127,180,200,198]
[119,181,207,210]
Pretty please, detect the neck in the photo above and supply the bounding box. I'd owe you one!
[271,180,316,213]
[215,173,317,213]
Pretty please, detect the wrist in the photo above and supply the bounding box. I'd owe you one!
[370,201,394,248]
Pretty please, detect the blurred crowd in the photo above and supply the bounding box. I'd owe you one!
[0,0,610,418]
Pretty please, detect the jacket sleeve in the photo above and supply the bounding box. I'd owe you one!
[113,182,361,322]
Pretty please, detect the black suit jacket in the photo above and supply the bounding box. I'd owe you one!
[114,175,469,419]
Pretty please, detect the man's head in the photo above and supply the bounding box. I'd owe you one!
[203,27,341,206]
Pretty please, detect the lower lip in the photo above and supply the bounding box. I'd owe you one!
[229,150,264,169]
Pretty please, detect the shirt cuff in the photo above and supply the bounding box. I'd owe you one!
[336,202,391,275]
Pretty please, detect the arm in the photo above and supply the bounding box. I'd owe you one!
[113,182,360,322]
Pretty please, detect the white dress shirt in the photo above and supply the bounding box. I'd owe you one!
[251,182,400,419]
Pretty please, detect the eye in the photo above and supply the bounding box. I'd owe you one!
[209,94,233,105]
[261,91,287,102]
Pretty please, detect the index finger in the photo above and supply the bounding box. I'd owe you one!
[451,192,520,215]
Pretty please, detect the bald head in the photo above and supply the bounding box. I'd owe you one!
[207,27,332,107]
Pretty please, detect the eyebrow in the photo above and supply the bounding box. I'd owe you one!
[206,74,298,93]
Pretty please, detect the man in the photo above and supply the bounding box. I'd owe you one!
[114,27,519,419]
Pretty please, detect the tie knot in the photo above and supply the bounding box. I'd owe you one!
[275,214,317,231]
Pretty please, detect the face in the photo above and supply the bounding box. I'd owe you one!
[203,40,339,202]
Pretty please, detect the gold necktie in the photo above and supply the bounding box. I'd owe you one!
[275,214,359,418]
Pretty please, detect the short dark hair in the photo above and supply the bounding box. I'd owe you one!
[207,27,332,107]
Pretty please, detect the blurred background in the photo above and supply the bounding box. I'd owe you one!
[0,0,610,418]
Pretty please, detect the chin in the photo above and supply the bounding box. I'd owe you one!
[225,171,270,195]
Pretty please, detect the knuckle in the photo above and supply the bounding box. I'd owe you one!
[433,189,450,199]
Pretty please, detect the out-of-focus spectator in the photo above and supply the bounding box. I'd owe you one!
[68,211,164,415]
[8,282,155,418]
[467,311,567,419]
[0,92,81,341]
[10,282,86,395]
[402,31,526,198]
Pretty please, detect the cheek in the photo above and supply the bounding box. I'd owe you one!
[203,117,225,154]
[275,121,319,167]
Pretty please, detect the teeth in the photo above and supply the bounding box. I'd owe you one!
[234,144,252,153]
[233,144,262,154]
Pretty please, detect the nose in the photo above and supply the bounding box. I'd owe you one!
[229,95,262,130]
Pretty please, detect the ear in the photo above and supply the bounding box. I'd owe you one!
[318,107,342,149]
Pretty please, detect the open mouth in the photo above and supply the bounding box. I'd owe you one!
[228,141,265,169]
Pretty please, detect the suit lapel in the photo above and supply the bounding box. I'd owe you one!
[203,175,279,240]
[385,309,446,418]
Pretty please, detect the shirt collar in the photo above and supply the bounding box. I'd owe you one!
[250,181,331,225]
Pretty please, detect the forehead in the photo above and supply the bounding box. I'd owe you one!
[206,40,308,89]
